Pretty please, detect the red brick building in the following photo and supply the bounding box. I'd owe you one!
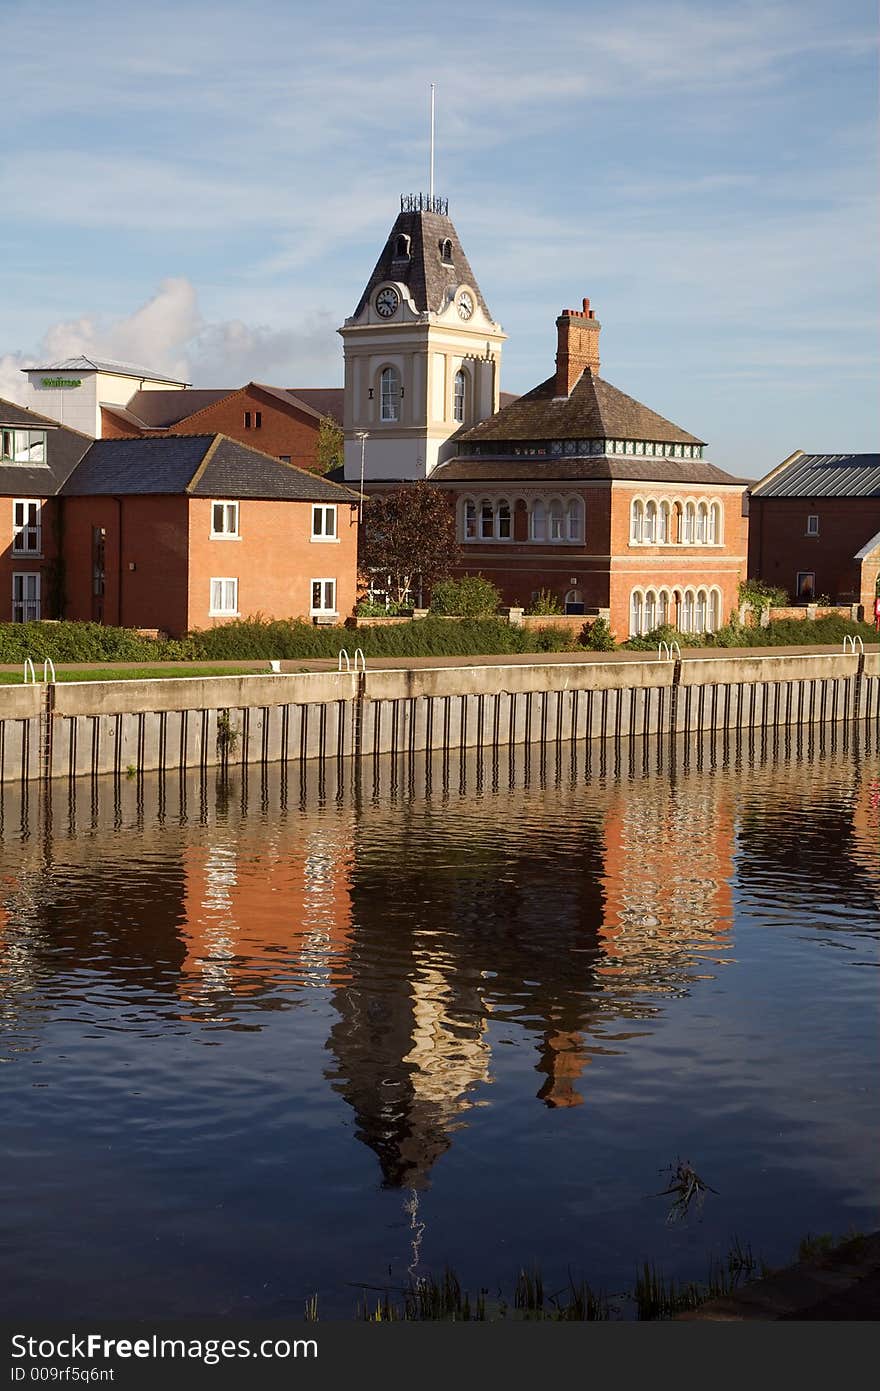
[1,399,359,635]
[431,302,748,639]
[747,451,880,612]
[100,382,343,476]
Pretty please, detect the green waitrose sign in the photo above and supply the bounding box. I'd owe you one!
[41,377,82,388]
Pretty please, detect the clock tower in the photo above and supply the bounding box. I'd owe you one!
[340,195,506,483]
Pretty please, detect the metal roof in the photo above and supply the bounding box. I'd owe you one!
[25,356,190,386]
[752,453,880,498]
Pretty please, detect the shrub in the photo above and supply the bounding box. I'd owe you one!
[429,576,501,617]
[526,589,563,616]
[355,598,411,617]
[622,623,701,652]
[580,617,617,651]
[0,620,204,664]
[738,578,788,610]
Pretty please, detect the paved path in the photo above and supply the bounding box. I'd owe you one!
[2,642,875,679]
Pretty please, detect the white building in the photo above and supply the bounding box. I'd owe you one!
[340,195,505,483]
[23,356,189,438]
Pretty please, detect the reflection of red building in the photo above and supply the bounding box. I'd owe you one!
[178,827,354,1007]
[599,783,735,981]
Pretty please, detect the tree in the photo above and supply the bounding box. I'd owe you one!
[359,484,460,606]
[314,415,344,475]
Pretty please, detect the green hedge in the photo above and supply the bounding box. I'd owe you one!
[0,621,200,664]
[188,616,576,659]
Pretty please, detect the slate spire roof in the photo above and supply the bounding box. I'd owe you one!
[351,197,494,321]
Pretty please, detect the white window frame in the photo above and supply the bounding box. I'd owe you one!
[12,571,41,623]
[13,499,42,555]
[209,577,239,616]
[310,578,337,616]
[453,369,466,424]
[380,366,401,422]
[311,504,338,541]
[210,500,239,539]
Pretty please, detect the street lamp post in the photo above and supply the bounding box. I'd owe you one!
[355,431,369,524]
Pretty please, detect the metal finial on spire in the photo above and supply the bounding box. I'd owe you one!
[429,83,435,200]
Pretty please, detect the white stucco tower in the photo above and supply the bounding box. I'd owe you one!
[340,195,505,483]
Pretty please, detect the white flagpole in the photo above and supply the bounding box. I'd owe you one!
[429,83,435,200]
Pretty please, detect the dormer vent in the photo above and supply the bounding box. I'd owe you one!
[393,233,411,259]
[440,238,454,264]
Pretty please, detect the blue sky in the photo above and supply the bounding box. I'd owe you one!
[1,0,876,476]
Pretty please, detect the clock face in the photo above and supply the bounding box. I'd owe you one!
[457,291,474,320]
[375,287,400,318]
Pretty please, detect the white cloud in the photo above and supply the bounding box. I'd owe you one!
[0,278,341,405]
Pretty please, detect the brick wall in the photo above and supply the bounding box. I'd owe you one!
[187,495,359,632]
[749,495,880,602]
[173,387,326,474]
[62,495,191,634]
[0,494,60,621]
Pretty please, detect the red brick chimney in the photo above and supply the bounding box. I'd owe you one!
[554,298,601,397]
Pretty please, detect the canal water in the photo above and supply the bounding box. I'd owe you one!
[1,727,878,1319]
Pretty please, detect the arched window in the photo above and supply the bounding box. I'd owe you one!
[480,498,494,539]
[566,498,583,542]
[644,500,657,543]
[659,501,670,544]
[709,502,721,544]
[531,500,546,541]
[708,589,720,632]
[440,238,453,263]
[631,498,644,543]
[565,589,585,614]
[684,501,696,544]
[548,497,565,541]
[630,590,643,637]
[380,366,400,422]
[394,234,410,258]
[658,590,670,626]
[453,369,466,424]
[696,502,708,543]
[696,589,708,631]
[673,501,684,543]
[644,590,657,632]
[497,498,512,540]
[681,589,695,633]
[463,499,477,540]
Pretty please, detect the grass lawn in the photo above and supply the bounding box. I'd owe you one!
[0,666,270,685]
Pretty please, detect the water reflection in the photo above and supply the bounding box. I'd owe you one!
[0,727,877,1315]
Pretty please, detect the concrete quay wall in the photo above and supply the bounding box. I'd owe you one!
[1,648,878,783]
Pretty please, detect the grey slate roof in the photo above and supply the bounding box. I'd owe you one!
[751,453,880,498]
[456,367,704,446]
[352,208,493,321]
[28,356,189,385]
[0,396,92,495]
[432,454,742,487]
[60,434,359,502]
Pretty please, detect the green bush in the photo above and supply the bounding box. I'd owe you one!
[0,620,204,665]
[526,589,563,616]
[187,615,579,660]
[738,578,789,609]
[622,623,701,652]
[580,617,617,651]
[355,598,411,617]
[429,576,501,617]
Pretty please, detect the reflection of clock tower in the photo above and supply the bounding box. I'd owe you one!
[340,194,506,483]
